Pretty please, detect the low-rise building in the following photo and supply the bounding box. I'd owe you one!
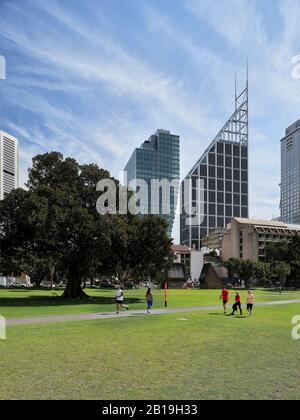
[201,228,227,255]
[167,245,204,288]
[0,273,31,287]
[199,263,228,289]
[222,217,300,262]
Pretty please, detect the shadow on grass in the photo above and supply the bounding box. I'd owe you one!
[208,313,248,319]
[260,288,299,293]
[0,296,143,308]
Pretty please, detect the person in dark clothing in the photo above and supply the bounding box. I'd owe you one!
[231,292,243,316]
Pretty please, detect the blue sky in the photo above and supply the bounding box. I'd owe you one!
[1,0,300,240]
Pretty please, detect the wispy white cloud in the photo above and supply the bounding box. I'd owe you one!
[185,0,265,48]
[182,0,300,221]
[1,0,300,242]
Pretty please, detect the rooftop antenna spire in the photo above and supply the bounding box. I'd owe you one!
[235,71,237,111]
[246,57,249,89]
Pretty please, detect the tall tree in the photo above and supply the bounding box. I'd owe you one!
[265,242,289,264]
[223,258,240,281]
[103,215,173,285]
[287,236,300,288]
[1,152,173,298]
[237,260,255,288]
[253,261,273,286]
[274,262,290,289]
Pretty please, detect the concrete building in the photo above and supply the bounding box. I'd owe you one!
[0,130,19,200]
[281,119,300,224]
[180,82,248,249]
[201,228,227,255]
[168,244,204,287]
[222,217,300,262]
[125,129,180,238]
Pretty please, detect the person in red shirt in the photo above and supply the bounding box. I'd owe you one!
[231,292,243,316]
[220,287,229,314]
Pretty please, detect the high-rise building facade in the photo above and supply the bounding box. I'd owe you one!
[222,217,300,263]
[0,130,19,200]
[125,129,180,238]
[180,84,249,249]
[281,119,300,224]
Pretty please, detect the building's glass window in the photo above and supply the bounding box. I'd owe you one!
[217,167,224,179]
[217,192,224,203]
[217,180,224,191]
[225,168,232,180]
[209,153,216,165]
[233,145,240,157]
[225,181,232,192]
[233,206,240,217]
[217,155,224,166]
[241,159,248,170]
[209,179,216,190]
[209,166,215,177]
[217,143,224,153]
[225,156,232,167]
[225,144,232,155]
[241,183,248,194]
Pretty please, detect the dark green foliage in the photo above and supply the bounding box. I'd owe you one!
[0,152,172,297]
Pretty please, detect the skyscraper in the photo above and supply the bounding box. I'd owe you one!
[124,129,180,238]
[280,119,300,224]
[0,130,19,200]
[180,83,249,249]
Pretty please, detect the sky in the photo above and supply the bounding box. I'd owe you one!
[0,0,300,241]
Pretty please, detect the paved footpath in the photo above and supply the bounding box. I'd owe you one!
[6,299,300,327]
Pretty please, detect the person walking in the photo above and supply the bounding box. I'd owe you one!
[231,292,243,316]
[146,288,153,314]
[220,287,229,315]
[246,290,254,317]
[115,286,129,314]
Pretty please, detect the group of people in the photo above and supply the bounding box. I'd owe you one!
[115,286,153,314]
[115,285,254,318]
[220,287,254,317]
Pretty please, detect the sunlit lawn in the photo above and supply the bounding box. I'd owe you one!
[0,287,300,319]
[1,303,300,400]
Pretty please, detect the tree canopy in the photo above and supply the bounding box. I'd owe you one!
[0,152,173,297]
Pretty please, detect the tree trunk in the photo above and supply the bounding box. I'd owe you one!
[49,263,55,289]
[62,265,89,299]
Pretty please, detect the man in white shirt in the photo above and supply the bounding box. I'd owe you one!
[115,286,129,314]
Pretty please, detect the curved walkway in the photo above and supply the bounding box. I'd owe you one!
[5,299,300,326]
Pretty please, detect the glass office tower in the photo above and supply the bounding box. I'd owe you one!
[125,129,180,238]
[281,119,300,224]
[180,84,249,249]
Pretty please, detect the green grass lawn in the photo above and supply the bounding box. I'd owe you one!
[1,288,300,318]
[1,303,300,400]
